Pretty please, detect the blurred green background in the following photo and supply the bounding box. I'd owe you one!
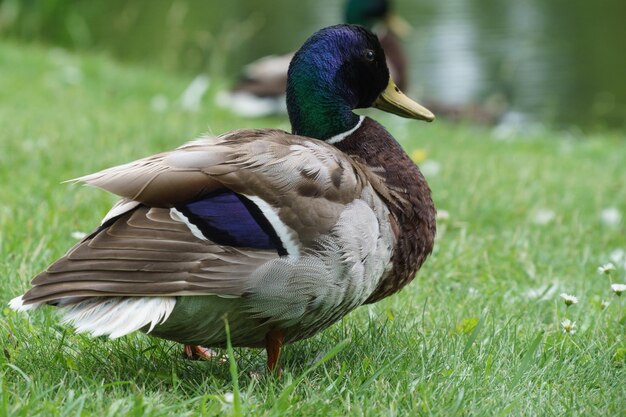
[1,0,625,130]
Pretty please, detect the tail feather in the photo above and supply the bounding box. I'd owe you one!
[61,296,176,339]
[8,295,41,312]
[10,294,176,339]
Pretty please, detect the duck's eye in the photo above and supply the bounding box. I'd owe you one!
[365,50,375,62]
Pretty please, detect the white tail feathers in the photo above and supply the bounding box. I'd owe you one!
[10,295,176,339]
[8,295,41,312]
[59,296,177,339]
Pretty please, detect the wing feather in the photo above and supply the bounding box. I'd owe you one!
[24,206,276,303]
[22,128,378,306]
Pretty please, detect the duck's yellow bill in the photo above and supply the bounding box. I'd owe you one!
[373,79,435,122]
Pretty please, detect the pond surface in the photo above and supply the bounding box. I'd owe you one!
[7,0,626,129]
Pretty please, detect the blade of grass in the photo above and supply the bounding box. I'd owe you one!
[224,316,242,417]
[463,313,486,356]
[510,331,544,388]
[358,351,405,391]
[271,338,351,415]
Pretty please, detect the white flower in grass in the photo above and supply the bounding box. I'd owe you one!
[532,209,555,225]
[436,209,450,221]
[419,160,441,177]
[600,207,622,227]
[597,263,616,275]
[223,392,234,404]
[610,283,626,296]
[559,293,578,306]
[561,319,577,334]
[600,300,610,309]
[70,231,87,240]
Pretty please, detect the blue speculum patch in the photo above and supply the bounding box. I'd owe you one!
[178,190,287,255]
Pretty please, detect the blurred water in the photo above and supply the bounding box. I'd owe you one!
[2,0,625,129]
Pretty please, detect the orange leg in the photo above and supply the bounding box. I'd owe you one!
[183,344,223,361]
[265,329,284,375]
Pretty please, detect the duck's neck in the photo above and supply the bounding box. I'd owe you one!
[333,117,437,303]
[287,88,360,140]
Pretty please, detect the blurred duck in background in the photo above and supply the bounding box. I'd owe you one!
[345,0,411,90]
[218,0,411,117]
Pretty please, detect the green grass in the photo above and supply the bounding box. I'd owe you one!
[1,41,625,416]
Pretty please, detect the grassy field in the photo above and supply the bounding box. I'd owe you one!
[1,41,625,416]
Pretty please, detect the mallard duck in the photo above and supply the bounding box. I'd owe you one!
[219,0,411,116]
[10,24,435,372]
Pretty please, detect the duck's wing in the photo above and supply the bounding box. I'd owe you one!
[21,128,373,305]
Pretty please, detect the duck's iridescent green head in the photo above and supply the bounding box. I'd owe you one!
[345,0,389,29]
[286,24,433,141]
